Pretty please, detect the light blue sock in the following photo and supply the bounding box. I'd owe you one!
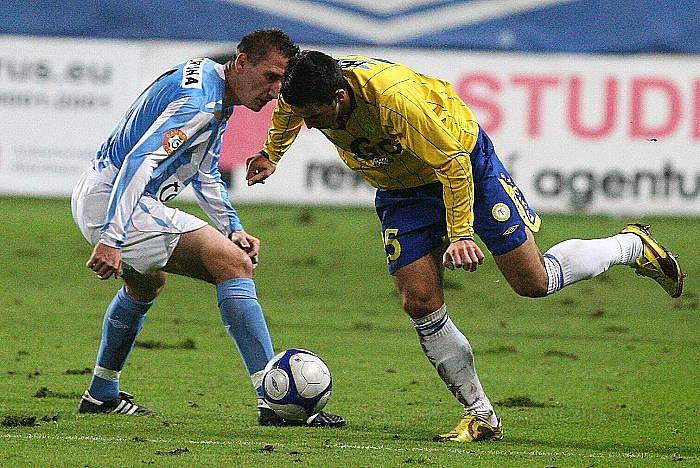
[88,287,152,401]
[217,278,274,398]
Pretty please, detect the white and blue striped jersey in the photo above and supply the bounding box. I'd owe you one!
[92,58,242,248]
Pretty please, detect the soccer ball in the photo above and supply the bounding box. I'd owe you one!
[262,348,332,420]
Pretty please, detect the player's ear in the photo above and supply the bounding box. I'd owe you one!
[235,52,248,70]
[335,88,346,102]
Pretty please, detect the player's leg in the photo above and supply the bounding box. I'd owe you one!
[165,225,346,427]
[394,252,502,442]
[74,188,271,416]
[492,226,677,297]
[79,268,165,414]
[165,225,274,396]
[472,130,682,297]
[394,251,499,421]
[495,227,644,296]
[73,179,162,413]
[376,183,501,442]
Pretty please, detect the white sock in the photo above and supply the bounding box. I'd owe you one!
[411,305,497,424]
[544,233,643,294]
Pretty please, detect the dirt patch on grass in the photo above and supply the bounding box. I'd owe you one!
[155,447,189,456]
[1,415,38,427]
[33,387,81,399]
[135,338,196,350]
[544,349,579,360]
[481,345,518,354]
[496,396,550,408]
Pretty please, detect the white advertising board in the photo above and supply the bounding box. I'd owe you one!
[0,37,145,195]
[1,36,697,215]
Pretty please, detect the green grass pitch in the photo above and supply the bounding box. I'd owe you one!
[0,196,698,466]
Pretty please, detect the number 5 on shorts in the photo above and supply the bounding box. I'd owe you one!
[382,228,401,263]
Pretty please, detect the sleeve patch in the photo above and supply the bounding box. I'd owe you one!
[163,129,188,155]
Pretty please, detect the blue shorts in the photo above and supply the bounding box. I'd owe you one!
[375,128,541,275]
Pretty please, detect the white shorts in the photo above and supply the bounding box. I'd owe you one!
[71,170,207,273]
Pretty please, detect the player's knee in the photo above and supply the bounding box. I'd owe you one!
[503,262,549,298]
[511,281,548,298]
[124,272,167,302]
[400,290,443,317]
[209,246,254,283]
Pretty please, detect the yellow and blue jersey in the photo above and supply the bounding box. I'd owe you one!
[262,55,480,241]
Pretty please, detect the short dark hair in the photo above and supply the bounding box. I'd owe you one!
[281,50,345,107]
[237,29,299,65]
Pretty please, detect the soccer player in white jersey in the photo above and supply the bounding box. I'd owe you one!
[246,51,684,441]
[71,31,345,427]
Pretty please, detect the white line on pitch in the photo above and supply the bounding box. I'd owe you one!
[0,433,691,461]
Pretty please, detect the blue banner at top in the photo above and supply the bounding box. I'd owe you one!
[2,0,699,53]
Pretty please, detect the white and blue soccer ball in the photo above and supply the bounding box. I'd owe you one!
[262,348,332,420]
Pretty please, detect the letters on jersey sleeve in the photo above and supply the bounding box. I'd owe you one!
[182,58,204,89]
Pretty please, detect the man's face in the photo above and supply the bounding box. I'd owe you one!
[234,51,288,111]
[290,99,341,129]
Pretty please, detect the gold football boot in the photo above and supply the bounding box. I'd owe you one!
[434,411,503,443]
[621,223,684,298]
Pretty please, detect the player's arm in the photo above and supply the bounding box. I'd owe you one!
[191,152,260,263]
[380,91,484,271]
[246,97,304,185]
[90,95,211,279]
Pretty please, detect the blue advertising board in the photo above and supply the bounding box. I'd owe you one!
[2,0,699,53]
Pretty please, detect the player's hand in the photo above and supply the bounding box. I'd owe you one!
[229,230,261,266]
[443,238,484,272]
[246,153,276,186]
[87,242,123,280]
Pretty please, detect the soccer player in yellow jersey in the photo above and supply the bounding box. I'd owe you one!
[246,51,684,442]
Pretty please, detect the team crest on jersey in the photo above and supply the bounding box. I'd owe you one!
[492,203,511,222]
[182,58,204,89]
[163,129,187,155]
[497,172,540,231]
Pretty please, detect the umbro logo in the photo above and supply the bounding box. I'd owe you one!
[502,224,520,236]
